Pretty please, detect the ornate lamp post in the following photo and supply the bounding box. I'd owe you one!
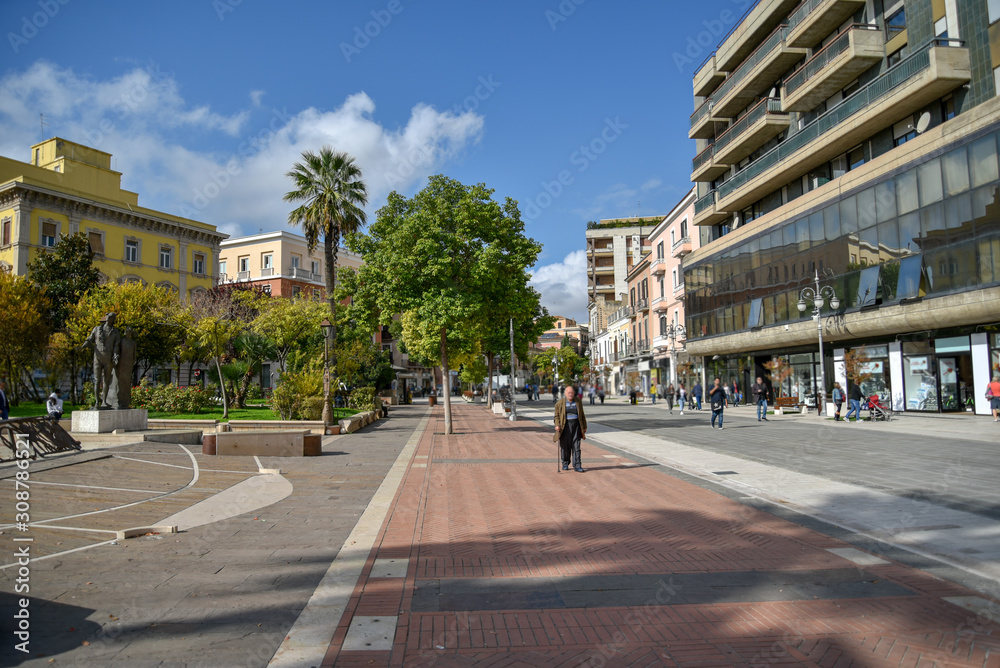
[665,323,686,387]
[321,318,333,431]
[797,269,840,417]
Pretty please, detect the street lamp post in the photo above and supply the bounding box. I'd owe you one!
[797,269,840,418]
[509,318,517,421]
[321,318,333,432]
[666,324,686,388]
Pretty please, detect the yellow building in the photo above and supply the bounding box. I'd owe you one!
[0,138,226,300]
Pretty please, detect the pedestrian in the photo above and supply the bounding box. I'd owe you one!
[46,389,64,419]
[0,381,9,420]
[847,381,864,422]
[650,382,658,404]
[732,380,741,405]
[751,376,769,422]
[588,384,596,405]
[709,377,727,429]
[666,383,675,414]
[554,385,587,472]
[692,381,702,410]
[832,382,845,421]
[723,382,731,404]
[678,382,687,415]
[987,375,1000,422]
[598,387,605,405]
[552,384,558,404]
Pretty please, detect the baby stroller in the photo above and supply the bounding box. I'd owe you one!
[865,393,893,421]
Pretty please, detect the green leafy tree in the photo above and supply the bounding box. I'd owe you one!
[353,176,542,433]
[66,281,186,382]
[480,297,552,407]
[27,232,100,330]
[0,271,51,402]
[252,296,329,372]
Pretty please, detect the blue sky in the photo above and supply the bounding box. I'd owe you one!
[1,0,753,320]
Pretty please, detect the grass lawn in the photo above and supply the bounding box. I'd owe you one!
[6,402,358,422]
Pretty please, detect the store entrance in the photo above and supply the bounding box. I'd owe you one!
[938,355,975,412]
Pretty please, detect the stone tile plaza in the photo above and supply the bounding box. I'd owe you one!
[4,1,1000,667]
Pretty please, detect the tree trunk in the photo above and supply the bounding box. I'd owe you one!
[325,228,339,388]
[441,327,452,435]
[215,356,229,419]
[486,352,494,409]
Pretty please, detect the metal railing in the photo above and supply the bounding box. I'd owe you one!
[785,25,880,96]
[788,0,829,32]
[695,190,717,214]
[718,40,949,202]
[692,144,715,172]
[610,305,632,323]
[713,25,790,104]
[634,298,649,311]
[715,97,785,154]
[672,236,692,253]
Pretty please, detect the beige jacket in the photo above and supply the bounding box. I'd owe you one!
[553,398,587,442]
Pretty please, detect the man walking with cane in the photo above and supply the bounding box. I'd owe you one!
[554,386,587,473]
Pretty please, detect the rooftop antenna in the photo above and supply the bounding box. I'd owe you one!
[39,113,49,139]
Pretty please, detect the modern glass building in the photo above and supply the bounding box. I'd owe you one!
[684,0,1000,414]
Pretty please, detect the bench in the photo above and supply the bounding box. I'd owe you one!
[202,429,321,457]
[774,396,803,413]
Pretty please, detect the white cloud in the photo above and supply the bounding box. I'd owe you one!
[531,249,589,322]
[641,177,662,192]
[0,61,485,239]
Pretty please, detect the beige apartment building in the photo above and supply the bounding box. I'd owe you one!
[685,0,1000,415]
[585,216,659,334]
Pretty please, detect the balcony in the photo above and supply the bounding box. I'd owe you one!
[634,298,649,313]
[593,263,615,275]
[714,97,789,165]
[260,267,274,277]
[236,270,251,281]
[693,54,726,98]
[691,144,728,182]
[650,256,668,275]
[610,304,633,323]
[787,0,867,48]
[781,25,883,112]
[653,298,669,313]
[693,190,729,226]
[715,0,803,72]
[711,25,806,119]
[289,267,321,281]
[672,236,693,258]
[591,244,614,255]
[716,41,971,215]
[689,99,727,140]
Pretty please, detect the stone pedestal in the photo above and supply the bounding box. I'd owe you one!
[71,409,148,434]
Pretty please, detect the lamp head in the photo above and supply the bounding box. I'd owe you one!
[830,296,840,310]
[813,297,824,311]
[797,299,807,313]
[320,319,333,338]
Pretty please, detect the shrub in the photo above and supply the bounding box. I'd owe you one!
[245,383,265,403]
[130,379,214,414]
[300,396,326,421]
[348,387,377,412]
[270,364,323,420]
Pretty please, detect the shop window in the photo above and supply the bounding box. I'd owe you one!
[904,351,938,411]
[88,231,104,255]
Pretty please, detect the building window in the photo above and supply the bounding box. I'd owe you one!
[680,219,687,239]
[893,118,916,147]
[291,255,301,268]
[262,253,273,269]
[1,218,10,246]
[125,239,139,263]
[656,241,663,258]
[887,47,905,67]
[658,276,664,298]
[313,289,320,301]
[311,260,320,275]
[989,0,1000,24]
[41,221,57,247]
[193,253,206,276]
[262,284,272,295]
[88,230,105,256]
[238,256,249,273]
[885,6,905,36]
[672,269,678,288]
[159,246,173,270]
[670,230,675,246]
[219,260,227,277]
[848,145,865,171]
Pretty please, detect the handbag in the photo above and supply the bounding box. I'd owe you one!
[987,387,995,399]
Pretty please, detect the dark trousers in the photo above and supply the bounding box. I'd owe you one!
[834,402,843,420]
[559,420,582,468]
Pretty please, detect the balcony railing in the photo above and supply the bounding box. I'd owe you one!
[634,298,649,311]
[695,190,717,214]
[610,305,632,323]
[671,236,692,256]
[784,25,879,96]
[236,270,250,281]
[718,40,946,202]
[714,97,784,155]
[260,267,274,277]
[690,99,714,129]
[713,25,790,105]
[692,144,715,172]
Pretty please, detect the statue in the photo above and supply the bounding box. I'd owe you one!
[81,313,122,410]
[115,326,137,410]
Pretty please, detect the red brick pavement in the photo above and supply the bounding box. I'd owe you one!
[321,402,1000,667]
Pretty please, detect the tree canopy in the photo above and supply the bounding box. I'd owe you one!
[27,232,100,330]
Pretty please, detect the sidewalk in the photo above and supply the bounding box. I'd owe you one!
[318,401,1000,667]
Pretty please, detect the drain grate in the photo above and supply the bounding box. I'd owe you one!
[712,471,739,475]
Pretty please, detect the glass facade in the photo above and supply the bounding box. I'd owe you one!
[685,129,1000,340]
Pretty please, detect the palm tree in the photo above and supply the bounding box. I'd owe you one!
[283,148,368,323]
